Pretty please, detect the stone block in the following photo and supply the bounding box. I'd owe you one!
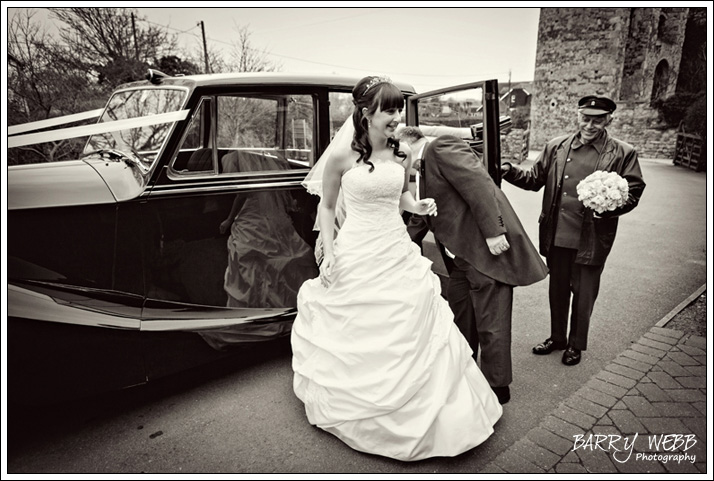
[638,337,672,352]
[614,455,665,473]
[492,450,545,473]
[622,395,661,417]
[527,426,575,456]
[681,417,707,443]
[576,386,619,408]
[635,383,673,403]
[677,344,706,357]
[631,343,667,358]
[596,370,637,389]
[639,417,689,435]
[622,349,660,366]
[606,363,646,381]
[554,403,597,430]
[564,395,609,419]
[609,410,646,434]
[510,438,563,470]
[644,332,679,345]
[613,355,654,373]
[647,371,682,389]
[657,360,694,377]
[575,447,618,473]
[651,401,701,418]
[683,365,705,377]
[663,459,701,474]
[666,351,699,366]
[542,415,586,443]
[479,462,507,473]
[675,376,707,389]
[682,335,706,350]
[555,463,587,473]
[586,378,628,399]
[664,388,706,403]
[691,401,707,416]
[591,424,621,436]
[650,326,684,339]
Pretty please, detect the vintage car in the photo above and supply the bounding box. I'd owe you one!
[7,71,506,404]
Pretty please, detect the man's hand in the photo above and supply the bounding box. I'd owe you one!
[486,234,510,256]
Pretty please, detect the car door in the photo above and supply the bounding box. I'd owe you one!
[140,86,320,367]
[406,79,503,186]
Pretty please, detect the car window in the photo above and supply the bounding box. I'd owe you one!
[416,86,484,140]
[328,92,354,139]
[172,93,315,175]
[85,87,187,169]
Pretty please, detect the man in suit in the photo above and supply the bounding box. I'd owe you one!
[501,95,645,367]
[399,127,548,404]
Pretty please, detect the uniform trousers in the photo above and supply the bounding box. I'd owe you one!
[546,246,605,351]
[447,256,513,388]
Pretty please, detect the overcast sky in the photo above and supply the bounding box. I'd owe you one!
[6,5,542,93]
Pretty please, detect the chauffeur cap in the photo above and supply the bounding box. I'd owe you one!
[578,95,617,115]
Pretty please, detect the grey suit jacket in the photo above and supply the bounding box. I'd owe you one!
[422,135,548,286]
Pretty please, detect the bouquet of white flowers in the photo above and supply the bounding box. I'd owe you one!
[576,170,629,214]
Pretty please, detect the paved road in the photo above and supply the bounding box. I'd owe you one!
[6,159,708,474]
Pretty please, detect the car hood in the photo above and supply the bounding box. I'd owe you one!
[8,159,145,210]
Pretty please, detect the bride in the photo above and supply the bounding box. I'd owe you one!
[290,75,502,461]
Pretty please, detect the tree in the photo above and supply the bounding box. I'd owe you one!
[226,23,282,73]
[8,9,102,164]
[49,7,177,85]
[156,55,201,76]
[676,7,707,95]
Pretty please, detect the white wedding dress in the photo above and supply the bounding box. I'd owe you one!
[291,158,502,461]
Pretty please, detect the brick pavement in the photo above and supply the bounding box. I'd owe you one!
[480,325,708,474]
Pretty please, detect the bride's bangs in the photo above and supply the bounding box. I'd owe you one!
[377,83,405,112]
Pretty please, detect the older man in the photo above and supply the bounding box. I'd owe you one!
[501,95,646,366]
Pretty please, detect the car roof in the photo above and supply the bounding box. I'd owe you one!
[120,71,417,95]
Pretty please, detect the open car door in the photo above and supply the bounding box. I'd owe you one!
[406,79,504,187]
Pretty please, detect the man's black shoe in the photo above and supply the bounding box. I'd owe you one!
[532,338,566,355]
[492,386,510,405]
[562,346,582,366]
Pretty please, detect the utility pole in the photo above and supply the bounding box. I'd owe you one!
[199,21,210,73]
[131,12,139,61]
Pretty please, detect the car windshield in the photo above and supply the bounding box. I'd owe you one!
[83,87,187,168]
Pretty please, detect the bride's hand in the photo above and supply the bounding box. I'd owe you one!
[320,253,335,287]
[416,198,438,216]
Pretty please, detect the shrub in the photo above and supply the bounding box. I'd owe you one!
[652,92,701,127]
[683,95,707,141]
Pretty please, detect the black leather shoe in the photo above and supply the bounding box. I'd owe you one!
[492,386,510,405]
[532,338,566,355]
[562,346,582,366]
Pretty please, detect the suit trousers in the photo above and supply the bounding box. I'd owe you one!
[546,246,605,351]
[447,256,513,388]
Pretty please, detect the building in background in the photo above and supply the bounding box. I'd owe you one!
[530,7,697,159]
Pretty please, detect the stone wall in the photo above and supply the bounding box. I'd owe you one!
[530,7,688,160]
[531,8,630,149]
[608,101,678,159]
[500,128,530,164]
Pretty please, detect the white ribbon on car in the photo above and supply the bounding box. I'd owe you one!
[8,109,191,148]
[8,108,105,136]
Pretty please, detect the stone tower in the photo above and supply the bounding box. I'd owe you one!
[530,7,689,158]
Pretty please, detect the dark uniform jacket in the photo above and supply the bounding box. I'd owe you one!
[422,135,548,287]
[503,131,646,265]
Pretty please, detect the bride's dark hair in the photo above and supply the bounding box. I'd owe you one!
[351,76,407,172]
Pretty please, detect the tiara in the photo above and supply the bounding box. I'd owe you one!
[363,76,392,96]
